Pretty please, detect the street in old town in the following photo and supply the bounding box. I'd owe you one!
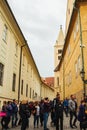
[0,114,80,130]
[1,0,87,130]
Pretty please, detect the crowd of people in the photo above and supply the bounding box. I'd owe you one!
[0,93,87,130]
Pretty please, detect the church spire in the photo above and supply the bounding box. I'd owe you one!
[55,25,64,45]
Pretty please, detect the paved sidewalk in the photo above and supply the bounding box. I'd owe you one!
[0,114,80,130]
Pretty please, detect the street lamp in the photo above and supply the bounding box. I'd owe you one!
[74,3,86,98]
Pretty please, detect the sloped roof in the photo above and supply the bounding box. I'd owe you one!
[41,77,54,87]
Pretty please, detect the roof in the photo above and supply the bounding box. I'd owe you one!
[41,77,54,87]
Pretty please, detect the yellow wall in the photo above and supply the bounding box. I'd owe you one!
[58,3,87,104]
[41,83,54,100]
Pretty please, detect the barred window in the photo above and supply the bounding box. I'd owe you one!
[0,63,4,86]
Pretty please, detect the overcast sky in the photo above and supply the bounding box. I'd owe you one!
[7,0,67,77]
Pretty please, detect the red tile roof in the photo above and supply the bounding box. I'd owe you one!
[41,77,54,87]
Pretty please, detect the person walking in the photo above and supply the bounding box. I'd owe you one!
[40,99,44,127]
[78,100,87,130]
[33,101,40,128]
[68,94,77,128]
[11,99,18,127]
[43,97,50,130]
[19,100,31,130]
[5,101,13,129]
[63,98,69,117]
[1,101,7,130]
[55,97,64,130]
[52,92,60,126]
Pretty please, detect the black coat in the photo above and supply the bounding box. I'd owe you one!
[19,103,30,119]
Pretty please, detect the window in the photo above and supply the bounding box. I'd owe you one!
[33,90,34,98]
[57,77,59,86]
[15,42,18,56]
[2,24,8,42]
[26,84,28,97]
[12,73,16,91]
[58,56,61,60]
[30,88,31,98]
[58,49,62,54]
[75,61,78,77]
[0,63,4,86]
[74,16,79,41]
[78,55,81,72]
[67,72,72,86]
[21,80,23,95]
[22,54,25,66]
[31,68,32,77]
[27,62,29,72]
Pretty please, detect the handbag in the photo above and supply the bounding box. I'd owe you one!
[81,121,87,128]
[0,112,7,117]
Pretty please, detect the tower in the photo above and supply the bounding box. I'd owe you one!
[54,25,64,91]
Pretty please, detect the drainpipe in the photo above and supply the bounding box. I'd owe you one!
[63,59,65,99]
[18,44,26,103]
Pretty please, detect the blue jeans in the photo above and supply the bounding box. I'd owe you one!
[43,112,49,130]
[12,113,18,127]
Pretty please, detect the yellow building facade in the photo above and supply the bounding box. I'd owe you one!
[55,0,87,103]
[41,82,54,100]
[0,0,54,108]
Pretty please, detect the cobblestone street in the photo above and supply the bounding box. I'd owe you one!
[0,114,80,130]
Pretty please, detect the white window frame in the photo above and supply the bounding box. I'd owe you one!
[2,24,8,42]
